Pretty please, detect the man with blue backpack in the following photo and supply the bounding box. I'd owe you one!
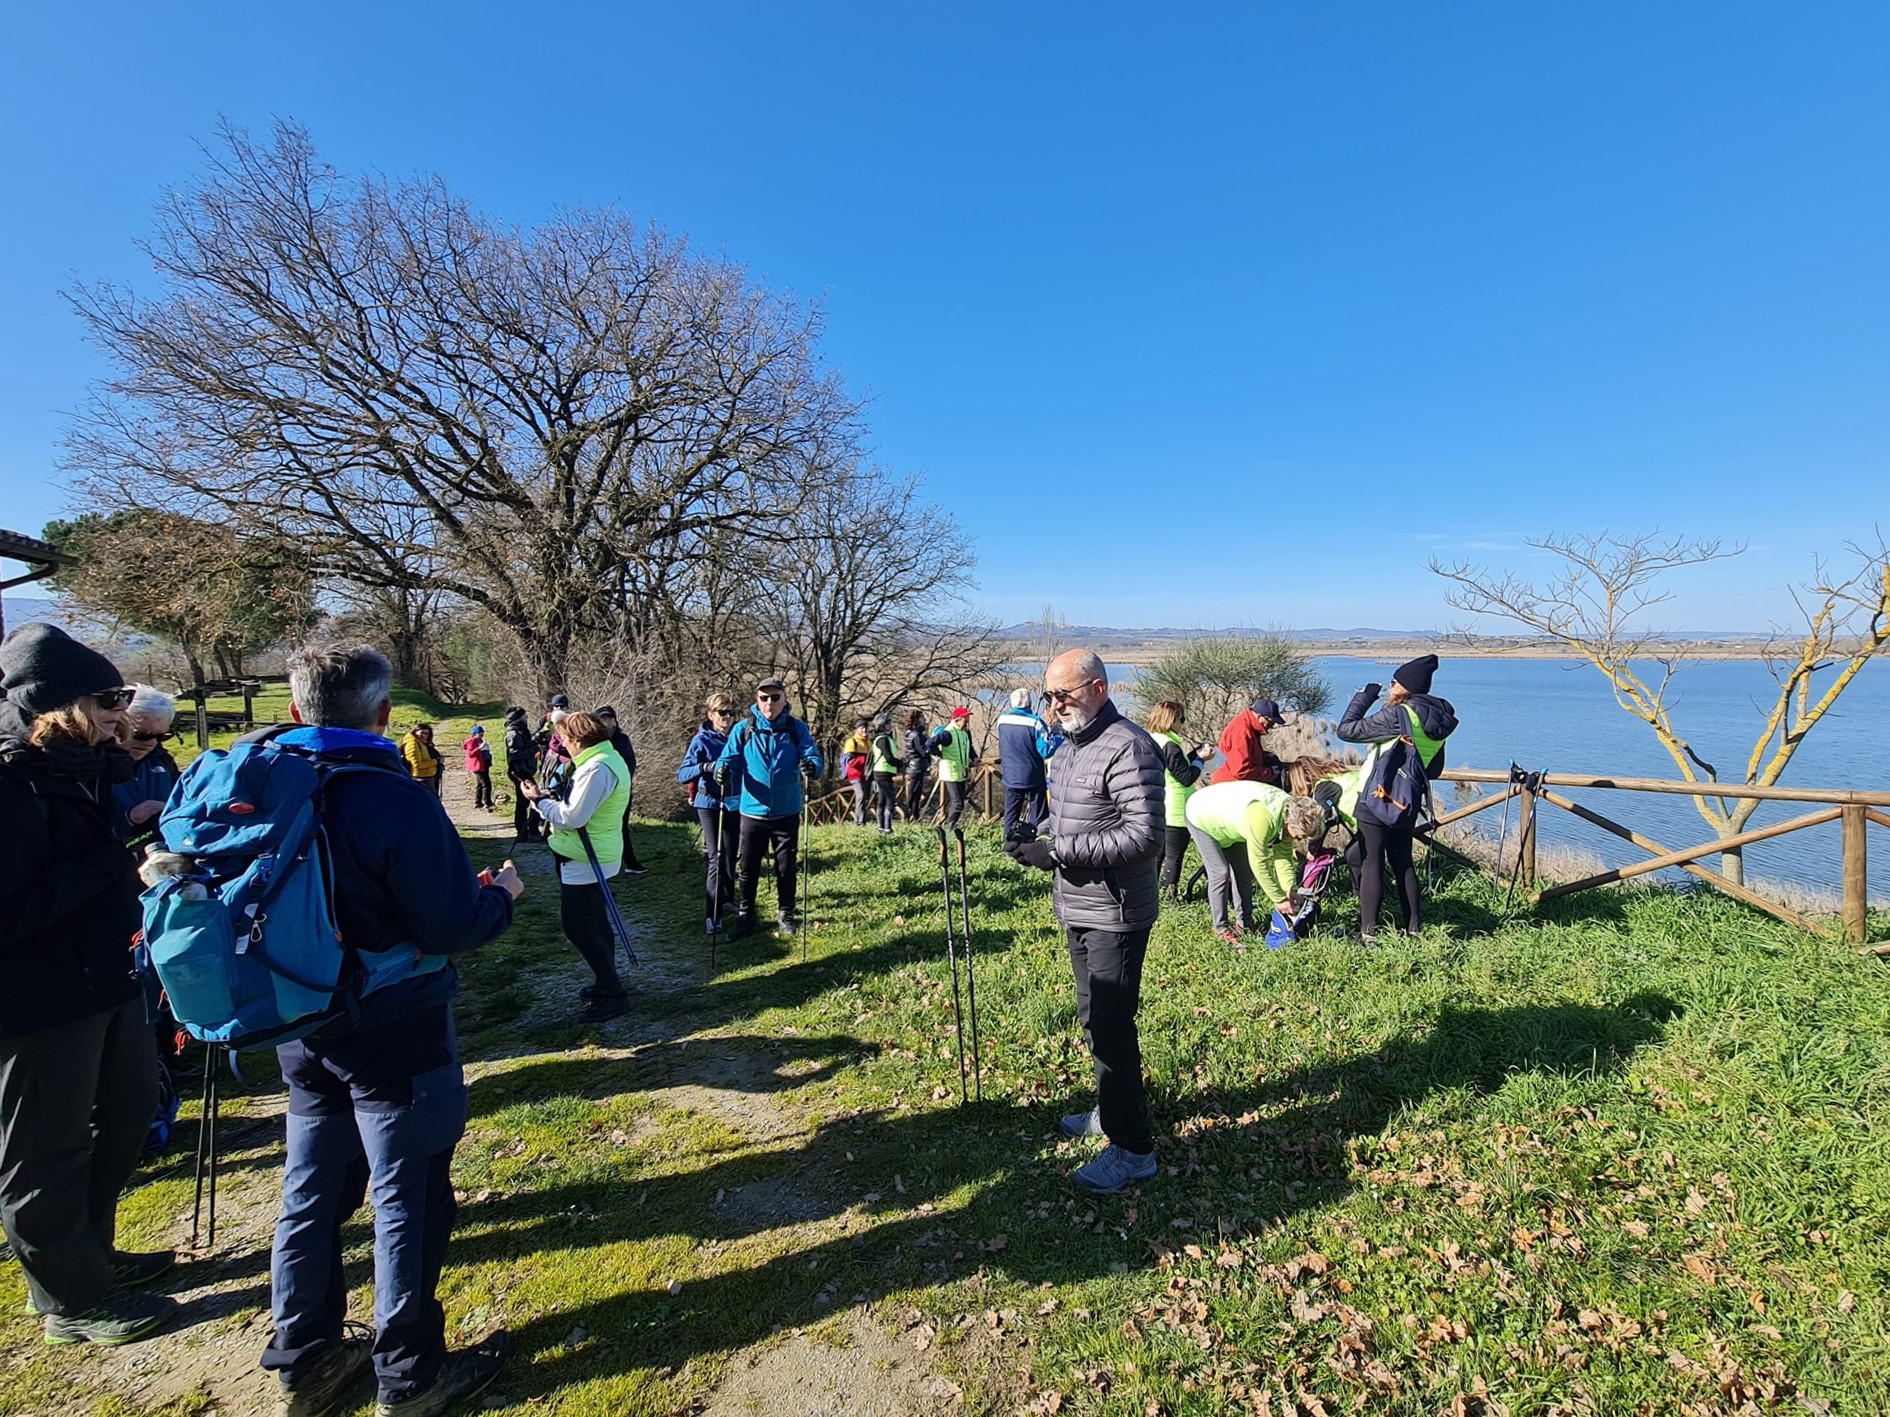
[195,644,522,1417]
[714,675,825,940]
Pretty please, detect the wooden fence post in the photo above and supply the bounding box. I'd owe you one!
[1517,782,1537,890]
[1843,804,1868,943]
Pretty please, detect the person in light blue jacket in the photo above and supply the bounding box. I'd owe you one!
[713,676,825,940]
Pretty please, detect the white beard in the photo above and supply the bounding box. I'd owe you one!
[1055,705,1095,734]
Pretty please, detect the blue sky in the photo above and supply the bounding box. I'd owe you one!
[1,3,1883,632]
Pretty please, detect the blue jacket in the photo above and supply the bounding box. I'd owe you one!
[997,708,1061,789]
[111,746,180,845]
[677,720,730,811]
[714,707,825,818]
[270,726,516,1031]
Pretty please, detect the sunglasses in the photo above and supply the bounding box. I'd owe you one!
[1045,680,1100,704]
[757,692,784,703]
[92,689,134,710]
[130,730,171,743]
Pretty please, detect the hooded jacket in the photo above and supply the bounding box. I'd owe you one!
[503,710,538,780]
[1335,687,1459,778]
[1210,709,1281,786]
[0,708,143,1036]
[714,705,826,818]
[1044,699,1165,931]
[996,707,1060,789]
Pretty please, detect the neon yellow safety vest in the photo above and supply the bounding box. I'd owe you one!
[548,742,632,865]
[1406,705,1445,774]
[1184,779,1285,844]
[870,734,899,775]
[936,727,972,783]
[1152,728,1195,828]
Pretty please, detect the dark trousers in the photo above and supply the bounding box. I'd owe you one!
[620,794,645,870]
[0,998,157,1315]
[942,779,967,827]
[903,772,928,822]
[509,772,539,840]
[1002,785,1047,839]
[264,1019,466,1403]
[1160,825,1190,892]
[470,770,493,810]
[1065,926,1153,1154]
[872,773,897,831]
[420,773,441,798]
[1358,820,1420,934]
[697,806,739,920]
[736,813,800,915]
[560,878,624,994]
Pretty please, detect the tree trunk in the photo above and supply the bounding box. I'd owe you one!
[1719,843,1745,886]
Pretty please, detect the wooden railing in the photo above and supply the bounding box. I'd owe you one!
[1426,768,1890,942]
[803,762,1007,826]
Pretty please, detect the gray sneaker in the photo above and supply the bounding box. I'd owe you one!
[1059,1108,1103,1139]
[1072,1144,1157,1194]
[376,1331,507,1415]
[43,1291,175,1346]
[279,1323,373,1417]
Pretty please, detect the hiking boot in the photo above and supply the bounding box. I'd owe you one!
[1059,1108,1103,1140]
[705,917,721,936]
[578,994,629,1023]
[624,862,648,876]
[43,1291,175,1346]
[578,982,625,1001]
[376,1331,508,1416]
[17,1252,169,1315]
[278,1323,373,1417]
[1071,1144,1158,1194]
[727,911,757,942]
[776,910,798,937]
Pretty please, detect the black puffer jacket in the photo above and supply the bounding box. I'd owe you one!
[0,719,143,1036]
[902,728,930,777]
[1045,699,1165,931]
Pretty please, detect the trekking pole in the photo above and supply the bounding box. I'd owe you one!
[578,827,639,970]
[952,826,983,1102]
[935,826,970,1105]
[799,812,811,963]
[191,1043,221,1250]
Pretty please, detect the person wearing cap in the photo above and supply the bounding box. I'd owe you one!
[0,624,176,1346]
[840,716,872,827]
[537,707,574,797]
[714,677,825,938]
[502,707,541,844]
[995,688,1060,839]
[462,725,495,810]
[1335,654,1459,942]
[927,708,980,828]
[593,706,647,875]
[1209,698,1284,786]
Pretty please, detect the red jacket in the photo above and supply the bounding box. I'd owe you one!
[1210,710,1280,786]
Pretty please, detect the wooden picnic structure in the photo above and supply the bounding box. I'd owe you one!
[173,676,290,749]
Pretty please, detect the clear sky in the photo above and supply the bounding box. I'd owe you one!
[1,3,1884,633]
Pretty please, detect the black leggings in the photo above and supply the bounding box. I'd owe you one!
[1160,825,1190,892]
[904,772,928,822]
[872,773,897,830]
[1357,820,1419,935]
[560,879,623,993]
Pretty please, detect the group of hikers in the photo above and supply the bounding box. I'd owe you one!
[0,620,1455,1417]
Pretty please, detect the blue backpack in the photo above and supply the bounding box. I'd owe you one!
[1356,734,1432,832]
[141,741,424,1051]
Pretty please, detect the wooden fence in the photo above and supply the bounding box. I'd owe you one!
[804,762,1007,826]
[1426,768,1890,942]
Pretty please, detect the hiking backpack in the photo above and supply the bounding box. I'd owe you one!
[140,741,396,1050]
[1355,734,1432,832]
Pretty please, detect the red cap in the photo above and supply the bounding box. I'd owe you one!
[951,707,971,719]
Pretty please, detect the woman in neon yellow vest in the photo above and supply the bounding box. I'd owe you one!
[520,710,633,1019]
[927,707,979,827]
[1145,700,1211,902]
[1182,779,1327,945]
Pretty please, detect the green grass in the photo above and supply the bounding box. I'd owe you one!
[11,700,1890,1413]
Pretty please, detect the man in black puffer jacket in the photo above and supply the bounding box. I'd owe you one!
[1006,649,1165,1194]
[503,707,540,843]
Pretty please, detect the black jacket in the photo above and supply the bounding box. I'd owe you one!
[504,712,538,779]
[0,733,143,1035]
[902,728,930,776]
[1336,688,1459,777]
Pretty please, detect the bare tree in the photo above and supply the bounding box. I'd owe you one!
[1432,530,1890,883]
[65,120,858,693]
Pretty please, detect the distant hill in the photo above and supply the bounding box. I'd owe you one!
[997,623,1770,645]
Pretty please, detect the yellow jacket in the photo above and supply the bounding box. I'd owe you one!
[401,732,441,779]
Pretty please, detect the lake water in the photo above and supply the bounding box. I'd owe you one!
[1009,655,1890,900]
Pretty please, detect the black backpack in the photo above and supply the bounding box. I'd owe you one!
[1356,735,1431,831]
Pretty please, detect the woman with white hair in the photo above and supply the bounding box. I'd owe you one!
[111,684,179,850]
[1183,779,1328,948]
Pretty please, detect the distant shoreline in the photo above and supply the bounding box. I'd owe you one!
[1033,642,1839,668]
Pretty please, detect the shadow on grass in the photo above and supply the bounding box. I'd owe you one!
[457,991,1679,1400]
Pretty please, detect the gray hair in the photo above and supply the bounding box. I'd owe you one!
[1009,688,1031,709]
[287,642,393,730]
[127,683,176,727]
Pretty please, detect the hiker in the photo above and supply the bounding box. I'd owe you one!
[1145,700,1211,902]
[1209,698,1284,786]
[255,642,521,1416]
[901,708,931,823]
[1005,650,1164,1193]
[538,707,574,797]
[995,688,1059,839]
[1183,779,1327,945]
[1335,654,1458,942]
[401,722,443,797]
[0,625,174,1347]
[678,694,741,933]
[594,706,648,875]
[868,713,901,834]
[502,707,541,844]
[111,683,180,851]
[714,676,825,939]
[928,707,979,827]
[462,725,494,811]
[519,711,633,1020]
[840,716,872,827]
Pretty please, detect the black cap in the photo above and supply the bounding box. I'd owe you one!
[0,623,125,718]
[1393,655,1438,695]
[549,693,570,709]
[1250,697,1281,726]
[757,676,787,693]
[595,704,615,718]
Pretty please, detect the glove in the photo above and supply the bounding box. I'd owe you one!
[1360,682,1382,699]
[1006,837,1056,871]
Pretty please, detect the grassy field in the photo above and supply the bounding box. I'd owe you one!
[5,699,1889,1415]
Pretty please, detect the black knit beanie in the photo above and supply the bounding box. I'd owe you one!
[1392,654,1438,695]
[0,623,125,718]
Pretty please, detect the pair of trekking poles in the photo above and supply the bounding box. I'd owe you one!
[935,825,984,1105]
